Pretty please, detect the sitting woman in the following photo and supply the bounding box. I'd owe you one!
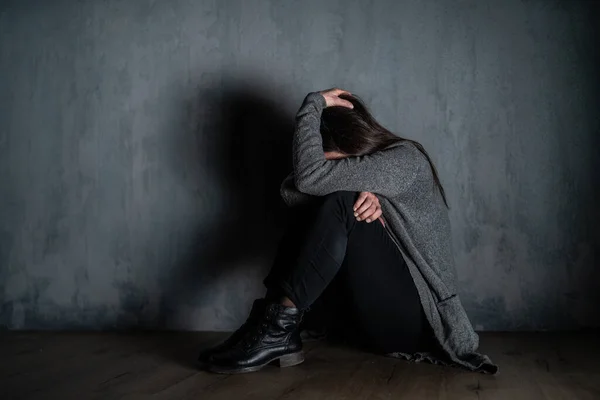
[198,88,497,375]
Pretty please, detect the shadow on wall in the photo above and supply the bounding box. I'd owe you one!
[156,80,295,330]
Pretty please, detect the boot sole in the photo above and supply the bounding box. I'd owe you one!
[206,351,305,374]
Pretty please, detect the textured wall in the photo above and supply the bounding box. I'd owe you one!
[1,0,599,331]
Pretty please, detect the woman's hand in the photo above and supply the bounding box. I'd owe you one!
[353,192,382,223]
[318,88,354,109]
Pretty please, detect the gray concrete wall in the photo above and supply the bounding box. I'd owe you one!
[1,0,599,331]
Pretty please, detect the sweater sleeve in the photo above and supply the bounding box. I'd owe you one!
[280,172,319,207]
[293,92,424,197]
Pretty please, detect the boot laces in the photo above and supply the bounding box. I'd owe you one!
[243,316,271,349]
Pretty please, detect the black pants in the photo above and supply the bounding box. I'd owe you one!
[264,191,435,355]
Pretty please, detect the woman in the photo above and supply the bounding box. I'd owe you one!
[198,88,497,374]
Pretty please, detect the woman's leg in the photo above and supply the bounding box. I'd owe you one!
[265,190,434,354]
[201,191,433,373]
[263,191,361,310]
[328,203,435,354]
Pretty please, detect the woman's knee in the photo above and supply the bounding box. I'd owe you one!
[320,191,358,215]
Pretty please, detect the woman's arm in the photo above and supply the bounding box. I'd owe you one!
[281,172,385,225]
[293,91,425,198]
[280,172,319,207]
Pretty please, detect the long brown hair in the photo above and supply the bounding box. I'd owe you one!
[320,94,448,207]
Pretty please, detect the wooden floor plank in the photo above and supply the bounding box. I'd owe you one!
[1,332,599,400]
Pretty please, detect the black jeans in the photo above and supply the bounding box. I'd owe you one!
[264,191,435,355]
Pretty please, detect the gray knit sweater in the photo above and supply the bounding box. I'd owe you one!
[280,92,498,374]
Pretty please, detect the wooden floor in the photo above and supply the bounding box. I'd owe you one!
[1,332,599,400]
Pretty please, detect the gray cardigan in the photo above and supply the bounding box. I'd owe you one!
[280,92,498,374]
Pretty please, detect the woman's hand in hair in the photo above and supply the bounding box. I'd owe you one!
[353,192,382,224]
[318,88,354,109]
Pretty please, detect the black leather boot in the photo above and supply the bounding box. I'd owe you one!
[203,301,304,374]
[197,299,267,366]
